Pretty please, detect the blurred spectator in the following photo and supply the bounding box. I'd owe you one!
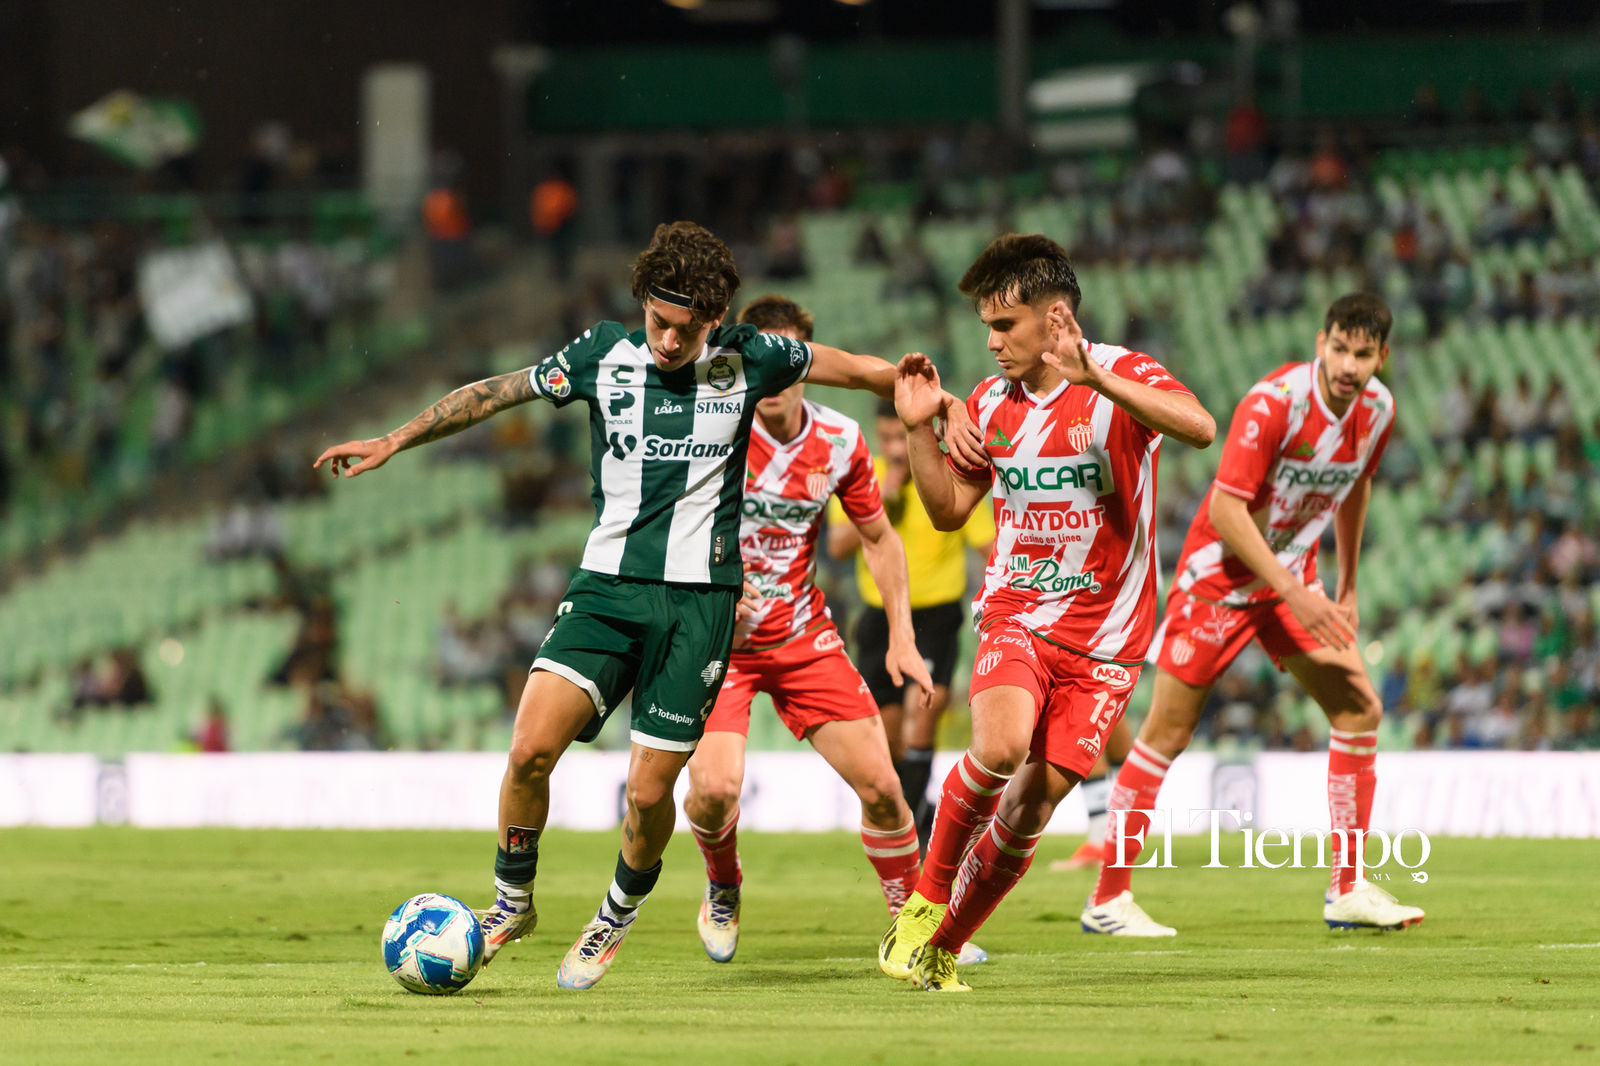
[531,169,580,282]
[192,697,231,753]
[270,595,339,686]
[763,216,808,280]
[1223,95,1269,183]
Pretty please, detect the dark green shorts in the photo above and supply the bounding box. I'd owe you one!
[532,569,739,751]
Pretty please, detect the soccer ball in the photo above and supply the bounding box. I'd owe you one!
[381,893,486,995]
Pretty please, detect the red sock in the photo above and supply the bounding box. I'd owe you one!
[690,808,741,886]
[930,816,1042,951]
[913,751,1011,905]
[861,822,921,915]
[1328,729,1377,896]
[1091,740,1171,905]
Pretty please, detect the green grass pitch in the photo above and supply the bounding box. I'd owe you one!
[2,828,1596,1064]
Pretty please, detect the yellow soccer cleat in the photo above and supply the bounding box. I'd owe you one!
[909,944,970,993]
[878,891,945,980]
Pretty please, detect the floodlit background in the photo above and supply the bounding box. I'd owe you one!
[2,0,1599,813]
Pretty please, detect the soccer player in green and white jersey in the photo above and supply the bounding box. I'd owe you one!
[314,221,986,991]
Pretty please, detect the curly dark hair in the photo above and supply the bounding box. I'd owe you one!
[958,233,1081,313]
[737,293,814,341]
[1324,292,1393,344]
[630,221,741,323]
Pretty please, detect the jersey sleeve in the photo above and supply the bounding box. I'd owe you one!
[1362,415,1395,478]
[1213,390,1288,501]
[1105,350,1197,445]
[834,427,887,526]
[742,331,813,398]
[527,322,619,408]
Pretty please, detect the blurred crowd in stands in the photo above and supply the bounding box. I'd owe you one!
[11,75,1600,755]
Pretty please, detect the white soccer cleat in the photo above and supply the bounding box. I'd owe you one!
[556,915,633,990]
[474,898,537,963]
[1323,881,1426,931]
[696,881,741,963]
[1080,890,1177,937]
[955,941,989,966]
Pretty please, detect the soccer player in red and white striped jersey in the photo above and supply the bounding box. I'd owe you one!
[879,234,1216,991]
[1085,293,1425,936]
[682,295,935,964]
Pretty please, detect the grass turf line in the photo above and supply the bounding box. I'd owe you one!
[1,829,1595,1064]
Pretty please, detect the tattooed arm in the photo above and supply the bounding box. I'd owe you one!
[313,370,537,478]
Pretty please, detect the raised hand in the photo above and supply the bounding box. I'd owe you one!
[894,352,945,428]
[1042,305,1098,387]
[313,437,398,479]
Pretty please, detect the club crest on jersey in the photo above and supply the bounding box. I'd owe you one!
[1065,419,1095,454]
[707,356,736,391]
[1169,637,1195,667]
[975,650,1003,675]
[806,471,829,499]
[538,365,572,399]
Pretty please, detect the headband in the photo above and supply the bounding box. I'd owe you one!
[647,283,696,310]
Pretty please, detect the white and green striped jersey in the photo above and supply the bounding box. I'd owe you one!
[528,320,813,586]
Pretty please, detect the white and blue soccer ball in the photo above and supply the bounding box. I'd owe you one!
[381,893,486,995]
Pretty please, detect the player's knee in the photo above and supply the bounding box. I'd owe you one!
[625,774,675,814]
[692,770,742,813]
[856,774,906,824]
[505,738,560,785]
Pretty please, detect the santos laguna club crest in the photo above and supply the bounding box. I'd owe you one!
[1066,419,1095,454]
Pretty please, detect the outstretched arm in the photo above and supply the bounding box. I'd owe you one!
[1045,307,1215,449]
[312,370,537,478]
[808,342,988,468]
[854,512,935,701]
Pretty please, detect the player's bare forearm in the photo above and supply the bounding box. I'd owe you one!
[386,370,537,453]
[827,518,863,561]
[1093,373,1215,449]
[808,343,896,398]
[857,516,915,644]
[1333,477,1372,600]
[905,422,985,531]
[1209,487,1302,599]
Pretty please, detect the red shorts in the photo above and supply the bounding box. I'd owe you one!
[705,623,878,740]
[968,621,1140,777]
[1151,586,1323,688]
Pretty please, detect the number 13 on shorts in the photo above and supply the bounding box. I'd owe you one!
[1089,690,1125,731]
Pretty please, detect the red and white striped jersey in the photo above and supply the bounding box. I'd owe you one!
[1173,360,1395,607]
[958,343,1194,665]
[739,400,884,648]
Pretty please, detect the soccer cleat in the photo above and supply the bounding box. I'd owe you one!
[1080,890,1177,937]
[878,891,946,980]
[955,941,989,966]
[556,914,633,990]
[908,944,970,992]
[1323,881,1426,931]
[475,898,537,963]
[696,880,741,963]
[1048,839,1105,872]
